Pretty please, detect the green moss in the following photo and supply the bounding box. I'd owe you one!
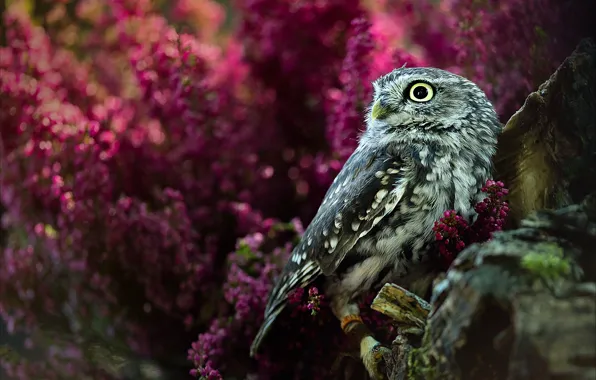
[521,243,571,282]
[407,347,432,380]
[406,330,444,380]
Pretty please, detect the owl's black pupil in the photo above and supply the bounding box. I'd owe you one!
[413,86,428,99]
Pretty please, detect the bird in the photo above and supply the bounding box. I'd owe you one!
[250,67,502,379]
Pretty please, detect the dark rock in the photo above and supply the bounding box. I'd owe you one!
[415,199,596,380]
[494,38,596,227]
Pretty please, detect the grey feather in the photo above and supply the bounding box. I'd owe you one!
[250,67,502,358]
[309,148,408,275]
[250,149,408,357]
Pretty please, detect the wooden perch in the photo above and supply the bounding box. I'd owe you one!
[370,283,430,329]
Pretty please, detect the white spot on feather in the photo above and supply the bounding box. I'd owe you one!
[334,213,342,228]
[288,275,299,287]
[329,236,338,250]
[375,189,388,201]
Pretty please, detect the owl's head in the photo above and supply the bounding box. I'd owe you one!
[364,67,501,147]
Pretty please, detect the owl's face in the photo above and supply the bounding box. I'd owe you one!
[367,67,499,139]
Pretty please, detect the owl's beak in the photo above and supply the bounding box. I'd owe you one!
[371,100,389,120]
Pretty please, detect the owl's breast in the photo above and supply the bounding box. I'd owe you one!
[356,155,483,264]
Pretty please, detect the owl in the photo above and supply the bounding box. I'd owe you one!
[250,67,501,379]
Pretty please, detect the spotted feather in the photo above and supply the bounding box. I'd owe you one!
[249,146,408,357]
[311,147,408,275]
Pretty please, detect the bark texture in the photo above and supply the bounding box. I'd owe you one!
[494,38,596,227]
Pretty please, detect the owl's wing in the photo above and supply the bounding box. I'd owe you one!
[306,148,408,275]
[250,146,408,356]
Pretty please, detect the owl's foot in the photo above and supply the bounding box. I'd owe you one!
[361,336,391,380]
[340,315,389,380]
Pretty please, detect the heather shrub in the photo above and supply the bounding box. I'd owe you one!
[0,0,587,379]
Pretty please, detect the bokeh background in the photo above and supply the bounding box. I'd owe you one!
[0,0,593,379]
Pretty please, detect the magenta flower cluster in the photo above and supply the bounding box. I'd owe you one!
[433,180,510,264]
[0,0,583,379]
[288,286,324,316]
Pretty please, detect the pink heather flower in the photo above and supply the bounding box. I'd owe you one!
[433,210,470,263]
[370,0,456,69]
[434,180,510,265]
[287,287,305,306]
[188,221,298,377]
[306,287,323,315]
[171,0,225,41]
[447,0,581,118]
[1,3,272,377]
[326,18,374,162]
[472,180,510,242]
[287,286,326,317]
[0,0,561,377]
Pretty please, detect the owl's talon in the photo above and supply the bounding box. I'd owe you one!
[372,343,386,360]
[361,337,390,380]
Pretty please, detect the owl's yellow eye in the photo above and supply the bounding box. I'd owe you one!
[408,82,434,102]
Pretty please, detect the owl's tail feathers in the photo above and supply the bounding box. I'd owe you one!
[249,303,286,358]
